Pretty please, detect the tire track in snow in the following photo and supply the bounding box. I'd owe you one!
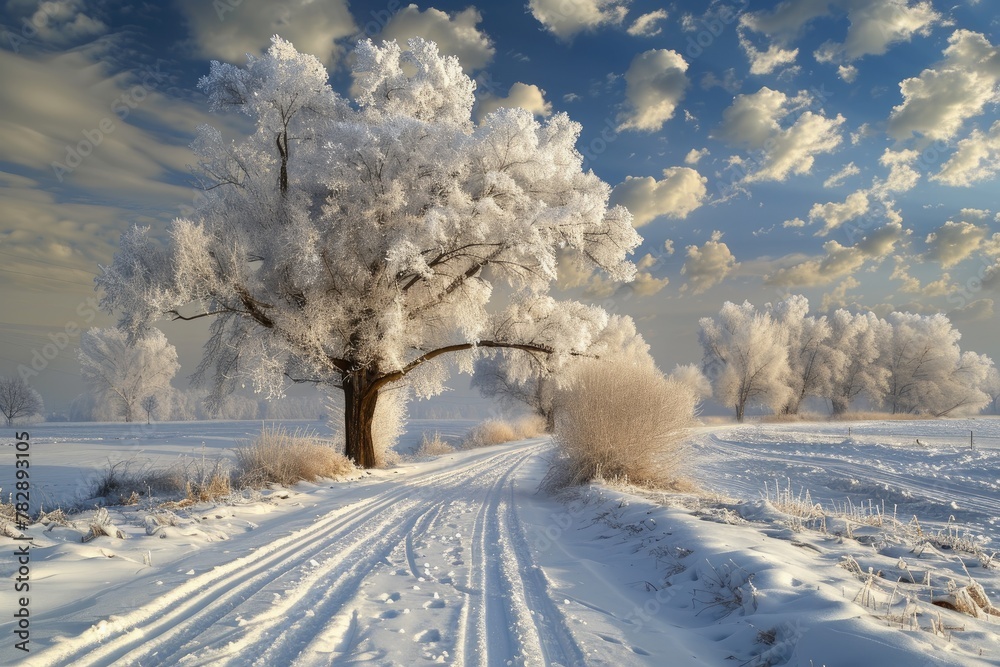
[29,443,566,667]
[456,447,584,667]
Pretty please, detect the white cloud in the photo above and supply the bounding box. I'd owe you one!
[932,120,1000,186]
[810,190,870,236]
[960,208,991,219]
[715,86,845,182]
[924,220,987,268]
[177,0,356,65]
[681,231,739,294]
[823,161,860,188]
[743,0,941,63]
[813,0,941,63]
[888,30,1000,142]
[765,222,906,287]
[528,0,630,40]
[837,64,858,82]
[684,148,709,165]
[617,49,689,132]
[627,9,668,37]
[821,276,860,311]
[378,5,495,73]
[8,0,107,46]
[949,298,994,322]
[873,148,921,195]
[475,83,552,123]
[783,217,806,228]
[610,167,708,227]
[738,29,799,75]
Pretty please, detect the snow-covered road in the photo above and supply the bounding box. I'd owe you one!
[20,439,690,666]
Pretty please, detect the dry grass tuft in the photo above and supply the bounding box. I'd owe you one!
[234,427,355,488]
[830,411,936,422]
[462,419,518,449]
[415,431,455,457]
[510,414,547,439]
[546,360,696,490]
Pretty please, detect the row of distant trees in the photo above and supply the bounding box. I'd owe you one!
[699,296,999,421]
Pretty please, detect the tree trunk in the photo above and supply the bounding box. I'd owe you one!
[735,403,744,423]
[343,369,380,468]
[543,406,555,433]
[831,395,850,416]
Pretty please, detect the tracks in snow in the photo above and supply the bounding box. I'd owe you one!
[30,443,585,667]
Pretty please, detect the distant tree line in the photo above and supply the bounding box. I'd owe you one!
[699,295,1000,422]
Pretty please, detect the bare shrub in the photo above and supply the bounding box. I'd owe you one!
[462,419,518,449]
[829,411,936,422]
[415,431,455,457]
[234,427,355,488]
[546,360,695,489]
[758,412,824,423]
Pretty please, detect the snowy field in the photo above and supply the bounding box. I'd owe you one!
[1,418,999,666]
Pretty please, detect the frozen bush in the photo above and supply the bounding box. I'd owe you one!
[415,431,455,457]
[547,359,696,489]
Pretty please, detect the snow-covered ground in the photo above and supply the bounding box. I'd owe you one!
[1,418,998,666]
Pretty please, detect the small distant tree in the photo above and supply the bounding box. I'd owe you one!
[140,394,159,424]
[699,301,791,422]
[95,37,640,467]
[78,328,179,422]
[0,376,43,427]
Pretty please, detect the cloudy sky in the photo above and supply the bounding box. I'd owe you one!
[2,0,999,413]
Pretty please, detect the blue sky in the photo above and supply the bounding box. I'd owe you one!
[2,0,999,412]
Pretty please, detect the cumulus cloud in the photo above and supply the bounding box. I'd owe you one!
[378,5,495,72]
[888,30,1000,142]
[949,298,994,322]
[610,167,708,227]
[810,190,870,236]
[783,217,806,228]
[475,82,551,123]
[681,231,739,294]
[765,222,906,287]
[813,0,941,64]
[6,0,107,46]
[932,120,1000,186]
[628,9,668,37]
[715,86,845,183]
[528,0,630,40]
[177,0,356,65]
[873,148,921,195]
[823,162,860,188]
[837,64,858,82]
[684,148,710,165]
[617,49,689,132]
[738,29,799,75]
[742,0,941,63]
[821,276,860,311]
[924,220,987,268]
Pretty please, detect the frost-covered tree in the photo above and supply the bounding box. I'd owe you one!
[883,313,993,416]
[766,295,841,415]
[0,376,43,426]
[699,301,791,422]
[140,394,159,424]
[96,38,640,467]
[472,315,652,431]
[983,366,1000,414]
[667,363,713,403]
[825,310,891,414]
[78,328,179,422]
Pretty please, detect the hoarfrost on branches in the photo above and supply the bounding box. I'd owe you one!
[97,37,641,467]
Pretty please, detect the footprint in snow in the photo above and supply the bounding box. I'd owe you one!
[415,629,441,643]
